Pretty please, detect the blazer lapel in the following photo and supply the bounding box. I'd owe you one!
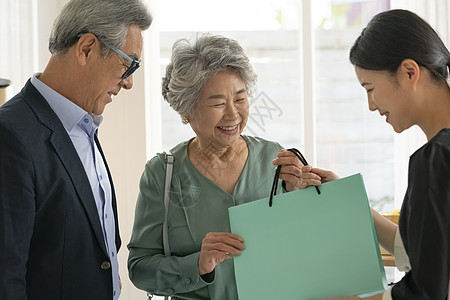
[95,133,121,251]
[50,133,108,255]
[22,81,108,255]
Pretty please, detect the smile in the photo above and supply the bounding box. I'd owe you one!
[217,125,239,131]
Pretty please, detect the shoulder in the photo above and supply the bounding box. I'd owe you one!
[144,140,190,172]
[407,129,450,209]
[411,129,450,170]
[0,93,31,126]
[0,92,43,148]
[428,128,450,152]
[0,81,60,136]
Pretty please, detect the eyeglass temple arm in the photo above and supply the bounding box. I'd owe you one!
[76,33,133,64]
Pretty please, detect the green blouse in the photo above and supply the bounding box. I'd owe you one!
[128,135,283,299]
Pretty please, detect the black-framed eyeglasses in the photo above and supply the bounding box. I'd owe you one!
[77,33,140,79]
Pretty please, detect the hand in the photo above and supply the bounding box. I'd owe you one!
[198,232,245,275]
[272,150,322,191]
[310,167,339,183]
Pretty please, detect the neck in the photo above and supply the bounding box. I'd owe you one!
[39,56,71,96]
[190,136,245,162]
[416,83,450,141]
[39,54,89,113]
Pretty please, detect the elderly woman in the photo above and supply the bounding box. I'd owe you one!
[127,34,321,300]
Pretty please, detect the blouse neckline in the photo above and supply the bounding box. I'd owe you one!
[182,135,252,198]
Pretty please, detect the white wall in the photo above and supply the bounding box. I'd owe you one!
[98,0,162,297]
[94,2,161,298]
[101,70,149,299]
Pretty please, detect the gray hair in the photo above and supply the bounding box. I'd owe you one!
[49,0,152,57]
[162,33,257,123]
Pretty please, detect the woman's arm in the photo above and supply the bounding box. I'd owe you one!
[310,167,397,254]
[370,208,397,255]
[127,157,210,296]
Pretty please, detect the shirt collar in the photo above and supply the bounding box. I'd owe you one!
[30,73,103,132]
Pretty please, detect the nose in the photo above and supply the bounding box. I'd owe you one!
[224,102,239,119]
[120,75,133,90]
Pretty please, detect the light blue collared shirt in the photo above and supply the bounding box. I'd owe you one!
[31,74,120,299]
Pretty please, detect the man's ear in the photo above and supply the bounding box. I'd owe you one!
[398,59,421,86]
[75,33,97,66]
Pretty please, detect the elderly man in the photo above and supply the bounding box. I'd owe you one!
[0,0,152,299]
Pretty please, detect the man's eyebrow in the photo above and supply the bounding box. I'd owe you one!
[361,82,370,87]
[129,53,140,61]
[236,88,246,94]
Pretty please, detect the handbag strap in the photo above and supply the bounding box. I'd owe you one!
[269,148,320,207]
[163,151,174,256]
[159,152,174,300]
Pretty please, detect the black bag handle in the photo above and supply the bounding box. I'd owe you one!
[269,148,320,207]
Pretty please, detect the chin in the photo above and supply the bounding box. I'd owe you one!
[93,105,107,115]
[92,110,105,116]
[393,123,412,134]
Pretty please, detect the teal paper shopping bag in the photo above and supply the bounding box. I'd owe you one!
[228,174,387,300]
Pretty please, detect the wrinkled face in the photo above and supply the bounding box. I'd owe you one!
[84,25,143,115]
[188,69,249,149]
[355,66,414,133]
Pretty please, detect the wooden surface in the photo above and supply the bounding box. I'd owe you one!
[382,254,396,267]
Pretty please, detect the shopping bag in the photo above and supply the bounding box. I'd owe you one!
[229,173,387,300]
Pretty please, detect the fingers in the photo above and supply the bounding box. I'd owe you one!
[272,150,305,191]
[310,167,340,183]
[278,165,322,189]
[272,150,305,167]
[273,150,321,191]
[272,150,339,190]
[202,232,245,255]
[198,232,245,275]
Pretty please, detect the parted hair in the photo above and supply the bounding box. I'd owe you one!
[350,9,450,82]
[49,0,152,57]
[162,33,257,123]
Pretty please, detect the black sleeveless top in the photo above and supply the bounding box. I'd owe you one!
[392,129,450,299]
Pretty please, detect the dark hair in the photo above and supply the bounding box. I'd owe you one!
[349,9,450,82]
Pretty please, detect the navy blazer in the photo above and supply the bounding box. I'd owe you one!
[0,80,121,300]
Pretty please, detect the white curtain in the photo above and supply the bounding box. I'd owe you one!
[0,0,38,96]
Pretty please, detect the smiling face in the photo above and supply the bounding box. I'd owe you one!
[83,25,143,115]
[188,69,249,149]
[355,66,416,133]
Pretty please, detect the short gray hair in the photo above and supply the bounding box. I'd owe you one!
[49,0,152,57]
[162,33,257,123]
